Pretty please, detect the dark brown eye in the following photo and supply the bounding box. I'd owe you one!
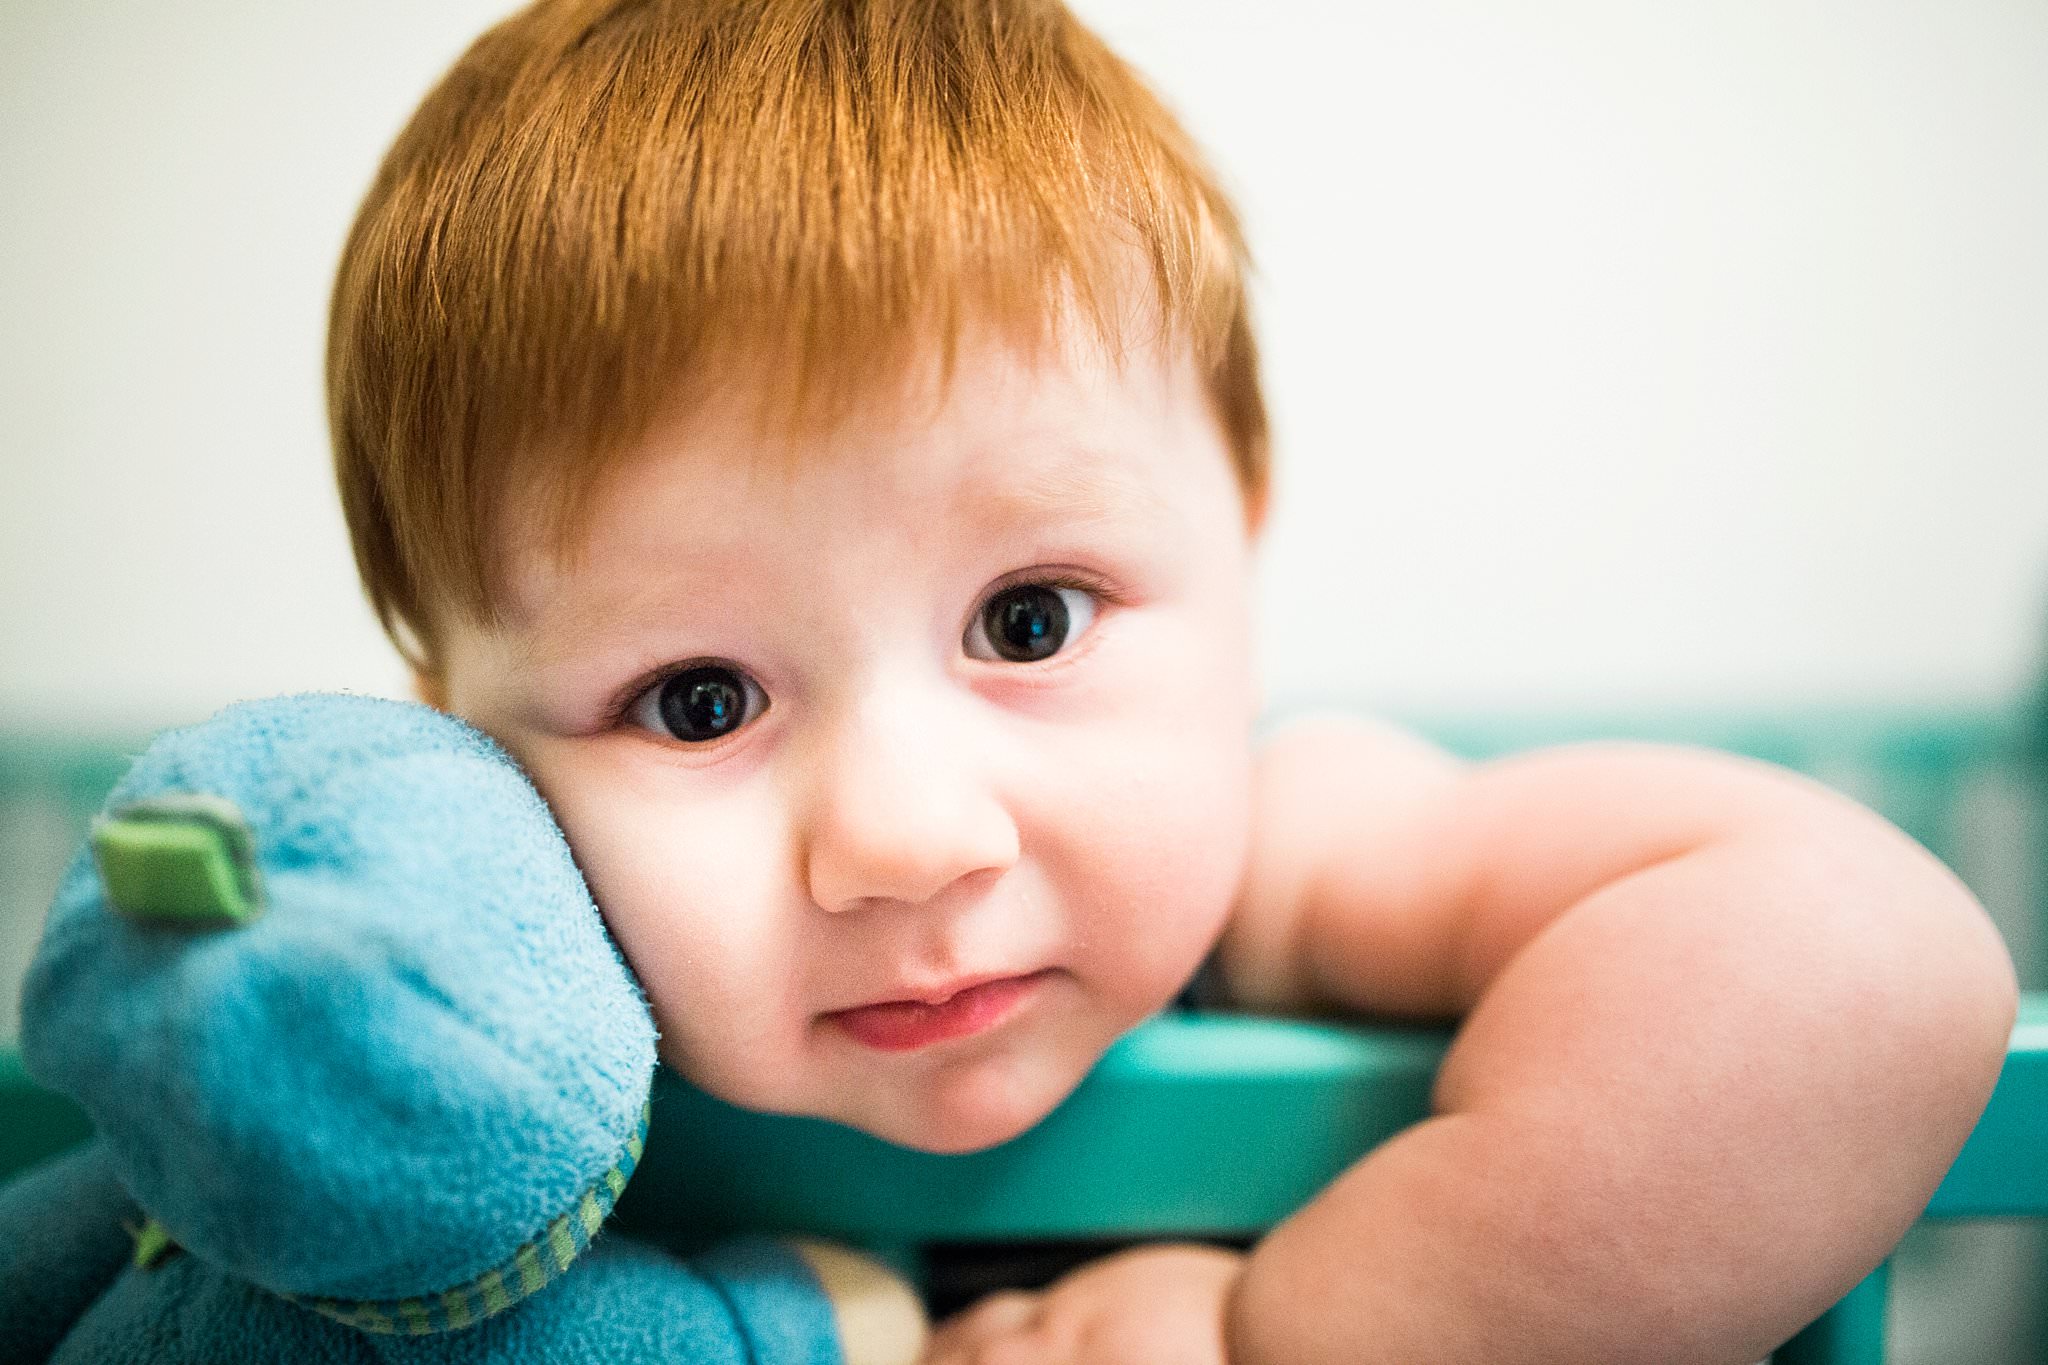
[966,583,1097,663]
[630,665,763,742]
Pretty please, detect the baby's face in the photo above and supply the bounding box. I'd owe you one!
[437,324,1261,1152]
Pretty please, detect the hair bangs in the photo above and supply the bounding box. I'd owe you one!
[329,0,1265,674]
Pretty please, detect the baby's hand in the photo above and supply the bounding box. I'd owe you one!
[921,1243,1242,1365]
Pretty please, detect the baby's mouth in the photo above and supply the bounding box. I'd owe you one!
[825,970,1051,1052]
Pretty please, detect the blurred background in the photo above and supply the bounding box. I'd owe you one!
[4,0,2047,729]
[3,0,2046,1358]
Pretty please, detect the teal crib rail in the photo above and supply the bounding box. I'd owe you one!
[2,701,2043,1361]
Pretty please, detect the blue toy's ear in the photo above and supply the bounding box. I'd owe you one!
[20,694,658,1322]
[92,793,266,928]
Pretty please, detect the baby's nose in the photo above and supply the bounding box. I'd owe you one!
[800,698,1019,914]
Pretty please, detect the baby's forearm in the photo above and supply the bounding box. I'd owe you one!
[1225,817,2014,1364]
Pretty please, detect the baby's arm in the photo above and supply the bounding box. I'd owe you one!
[1219,714,2017,1364]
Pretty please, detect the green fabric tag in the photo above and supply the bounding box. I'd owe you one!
[130,1217,176,1269]
[92,796,263,927]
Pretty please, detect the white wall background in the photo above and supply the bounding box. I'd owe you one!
[4,0,2047,734]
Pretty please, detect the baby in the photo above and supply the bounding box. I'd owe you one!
[327,0,2018,1360]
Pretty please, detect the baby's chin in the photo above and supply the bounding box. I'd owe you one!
[658,1030,1094,1153]
[849,1046,1093,1154]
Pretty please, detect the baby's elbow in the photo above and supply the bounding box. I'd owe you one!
[1823,811,2019,1147]
[1924,893,2020,1117]
[1902,905,2017,1202]
[1897,841,2015,1092]
[1718,774,2016,1153]
[1752,805,2020,1247]
[1954,901,2020,1052]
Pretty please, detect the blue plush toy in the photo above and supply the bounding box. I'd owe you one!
[0,694,927,1365]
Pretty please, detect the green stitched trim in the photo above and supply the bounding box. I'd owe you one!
[479,1270,510,1317]
[129,1217,176,1269]
[514,1244,544,1296]
[286,1097,651,1335]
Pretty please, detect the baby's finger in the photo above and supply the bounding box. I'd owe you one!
[921,1289,1042,1361]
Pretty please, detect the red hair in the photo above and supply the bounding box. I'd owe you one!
[329,0,1268,676]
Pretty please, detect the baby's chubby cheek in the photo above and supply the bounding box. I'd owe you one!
[447,729,791,1091]
[1074,762,1251,988]
[1061,636,1262,999]
[546,792,811,1086]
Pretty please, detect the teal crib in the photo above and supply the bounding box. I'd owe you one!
[2,699,2043,1362]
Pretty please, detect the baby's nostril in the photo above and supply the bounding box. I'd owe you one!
[91,794,265,928]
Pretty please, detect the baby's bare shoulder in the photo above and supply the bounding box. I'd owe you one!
[1216,712,1468,1015]
[1216,713,1924,1019]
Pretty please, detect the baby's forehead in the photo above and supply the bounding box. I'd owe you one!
[478,334,1226,637]
[514,320,1202,520]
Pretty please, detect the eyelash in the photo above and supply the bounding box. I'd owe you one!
[980,569,1124,630]
[601,570,1123,732]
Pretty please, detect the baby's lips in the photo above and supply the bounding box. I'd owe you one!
[827,970,1048,1050]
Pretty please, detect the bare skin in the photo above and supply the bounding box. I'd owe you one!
[417,317,2014,1361]
[925,716,2017,1363]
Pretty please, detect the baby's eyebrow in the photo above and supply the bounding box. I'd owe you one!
[966,444,1173,533]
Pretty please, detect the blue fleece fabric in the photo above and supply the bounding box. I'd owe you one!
[19,694,655,1303]
[39,1231,838,1365]
[8,694,852,1364]
[0,1141,137,1364]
